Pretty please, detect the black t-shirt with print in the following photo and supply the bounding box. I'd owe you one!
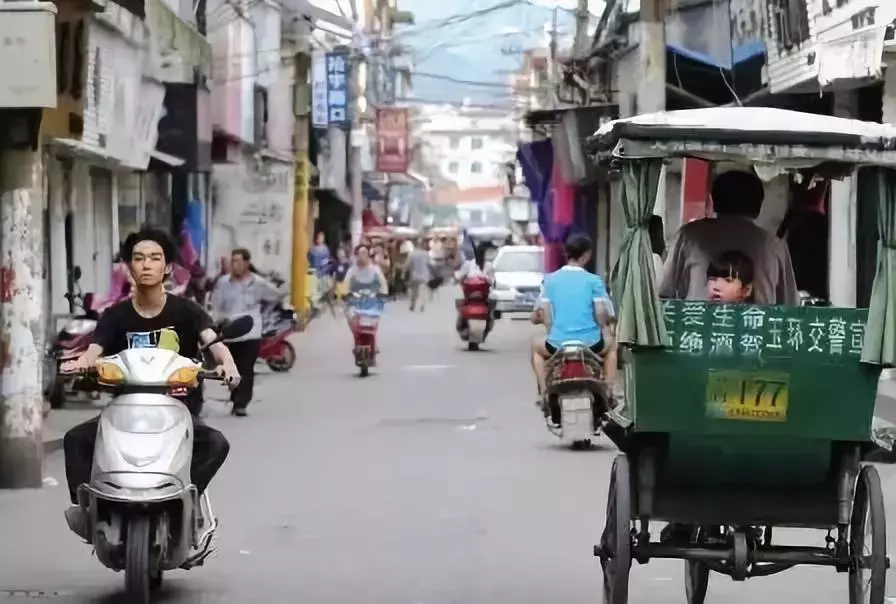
[93,296,214,360]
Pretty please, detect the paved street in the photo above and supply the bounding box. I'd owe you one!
[3,294,896,603]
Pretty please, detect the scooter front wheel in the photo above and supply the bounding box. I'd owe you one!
[124,515,153,604]
[266,341,296,372]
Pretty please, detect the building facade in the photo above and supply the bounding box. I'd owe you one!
[416,103,517,190]
[207,0,296,280]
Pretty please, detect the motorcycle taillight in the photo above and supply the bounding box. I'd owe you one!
[559,360,588,379]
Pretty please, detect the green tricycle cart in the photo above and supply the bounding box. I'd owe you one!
[588,107,896,604]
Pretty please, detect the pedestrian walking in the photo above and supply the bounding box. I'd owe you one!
[210,248,281,417]
[406,238,432,312]
[333,248,351,301]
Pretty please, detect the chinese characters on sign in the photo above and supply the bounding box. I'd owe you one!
[310,50,352,129]
[310,51,328,128]
[375,108,409,174]
[325,51,350,127]
[662,300,868,359]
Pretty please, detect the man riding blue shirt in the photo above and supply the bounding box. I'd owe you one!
[530,234,619,404]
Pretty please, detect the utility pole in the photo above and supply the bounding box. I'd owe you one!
[290,48,311,311]
[348,0,367,246]
[548,6,559,107]
[0,148,44,489]
[374,0,395,223]
[638,0,667,115]
[572,0,590,58]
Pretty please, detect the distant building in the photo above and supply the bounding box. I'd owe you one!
[415,102,517,190]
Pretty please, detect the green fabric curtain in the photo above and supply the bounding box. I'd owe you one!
[609,159,669,346]
[862,168,896,366]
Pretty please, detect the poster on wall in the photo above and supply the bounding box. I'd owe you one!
[375,108,409,174]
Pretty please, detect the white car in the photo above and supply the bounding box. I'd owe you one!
[488,245,544,316]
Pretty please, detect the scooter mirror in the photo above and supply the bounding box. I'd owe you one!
[219,316,254,341]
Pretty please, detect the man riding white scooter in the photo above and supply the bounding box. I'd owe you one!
[530,234,620,405]
[61,226,241,539]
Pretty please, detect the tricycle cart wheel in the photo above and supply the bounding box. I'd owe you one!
[684,527,710,604]
[600,454,632,604]
[849,465,887,604]
[49,376,67,409]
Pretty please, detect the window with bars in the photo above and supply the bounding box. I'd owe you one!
[767,0,810,51]
[56,19,85,99]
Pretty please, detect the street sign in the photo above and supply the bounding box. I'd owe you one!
[310,49,352,129]
[375,108,409,174]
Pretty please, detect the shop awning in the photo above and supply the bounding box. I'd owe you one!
[150,150,185,167]
[51,138,122,167]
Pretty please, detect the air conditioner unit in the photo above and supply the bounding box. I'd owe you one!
[0,2,58,109]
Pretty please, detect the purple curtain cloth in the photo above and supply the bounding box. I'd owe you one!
[517,140,561,242]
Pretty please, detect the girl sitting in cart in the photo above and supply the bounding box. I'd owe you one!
[706,250,755,304]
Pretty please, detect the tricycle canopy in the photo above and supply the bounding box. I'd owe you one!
[588,107,896,170]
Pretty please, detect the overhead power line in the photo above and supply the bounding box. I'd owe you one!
[394,0,527,38]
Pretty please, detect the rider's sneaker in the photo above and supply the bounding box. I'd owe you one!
[660,523,692,544]
[65,505,89,541]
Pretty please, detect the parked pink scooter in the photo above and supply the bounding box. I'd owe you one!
[46,266,100,408]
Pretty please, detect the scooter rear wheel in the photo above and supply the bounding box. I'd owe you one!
[124,515,153,604]
[467,342,480,351]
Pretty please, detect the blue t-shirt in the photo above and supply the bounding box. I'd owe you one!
[308,245,330,273]
[541,266,611,348]
[333,261,350,282]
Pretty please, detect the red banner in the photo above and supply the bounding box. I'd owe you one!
[375,108,409,173]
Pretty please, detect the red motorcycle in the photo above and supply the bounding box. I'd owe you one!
[348,290,385,377]
[456,274,494,351]
[259,304,300,372]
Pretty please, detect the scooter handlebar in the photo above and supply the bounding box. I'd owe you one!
[199,370,225,381]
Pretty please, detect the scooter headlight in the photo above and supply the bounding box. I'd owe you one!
[106,405,180,434]
[167,367,200,387]
[64,319,96,335]
[96,362,126,384]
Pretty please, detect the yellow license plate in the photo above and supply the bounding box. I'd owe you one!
[705,370,790,422]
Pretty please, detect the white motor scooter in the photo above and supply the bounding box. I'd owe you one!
[541,341,610,449]
[65,317,251,603]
